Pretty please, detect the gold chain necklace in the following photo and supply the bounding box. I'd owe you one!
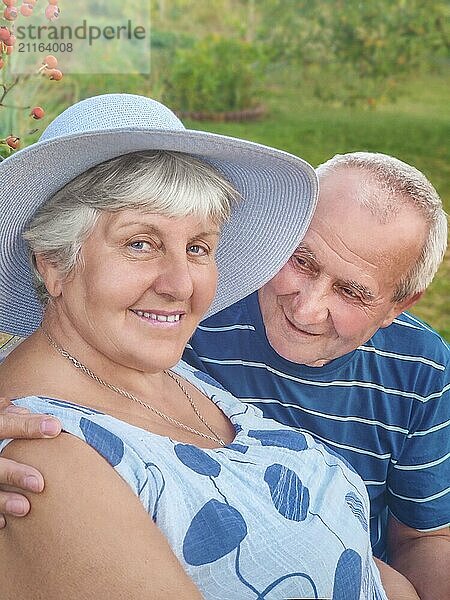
[42,330,226,446]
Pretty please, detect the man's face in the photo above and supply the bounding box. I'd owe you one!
[258,168,426,366]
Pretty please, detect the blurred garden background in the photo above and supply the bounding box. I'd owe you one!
[1,0,449,339]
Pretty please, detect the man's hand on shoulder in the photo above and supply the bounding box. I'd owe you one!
[0,397,61,527]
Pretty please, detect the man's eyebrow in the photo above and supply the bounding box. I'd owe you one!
[294,244,375,299]
[295,244,317,261]
[345,280,375,300]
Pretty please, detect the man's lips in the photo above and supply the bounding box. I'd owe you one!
[283,314,323,336]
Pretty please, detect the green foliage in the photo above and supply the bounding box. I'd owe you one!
[162,35,265,112]
[150,29,194,50]
[151,0,449,107]
[259,0,449,106]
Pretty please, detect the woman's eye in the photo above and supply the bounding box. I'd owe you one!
[188,244,208,256]
[129,240,152,252]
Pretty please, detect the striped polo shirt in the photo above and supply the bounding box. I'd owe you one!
[184,292,450,558]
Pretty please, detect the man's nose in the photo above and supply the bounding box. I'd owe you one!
[153,256,194,301]
[291,279,330,324]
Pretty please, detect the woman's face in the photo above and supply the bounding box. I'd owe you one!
[43,209,220,373]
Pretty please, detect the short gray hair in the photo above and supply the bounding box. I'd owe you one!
[24,150,238,305]
[316,152,448,301]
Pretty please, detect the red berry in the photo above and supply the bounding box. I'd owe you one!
[47,0,58,4]
[43,54,58,68]
[30,106,45,119]
[20,3,33,16]
[5,33,16,46]
[6,136,20,150]
[47,68,62,80]
[0,27,10,41]
[2,1,17,7]
[45,4,59,20]
[3,5,18,19]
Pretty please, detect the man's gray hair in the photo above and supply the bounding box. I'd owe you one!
[316,152,448,302]
[24,150,238,305]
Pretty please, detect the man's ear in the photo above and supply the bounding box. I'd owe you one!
[35,254,63,298]
[380,291,424,328]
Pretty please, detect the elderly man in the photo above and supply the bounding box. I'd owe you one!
[0,152,448,598]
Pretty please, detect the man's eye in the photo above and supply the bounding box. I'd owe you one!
[293,255,311,270]
[340,286,360,299]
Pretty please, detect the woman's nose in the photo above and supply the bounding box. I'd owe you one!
[153,256,194,301]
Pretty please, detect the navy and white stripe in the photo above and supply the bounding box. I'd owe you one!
[184,292,450,558]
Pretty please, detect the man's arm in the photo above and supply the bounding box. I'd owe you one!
[388,515,450,600]
[0,401,61,525]
[374,558,420,600]
[0,433,202,599]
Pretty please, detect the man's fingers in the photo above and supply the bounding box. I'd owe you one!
[4,405,30,415]
[0,413,61,439]
[0,457,44,492]
[0,456,42,525]
[0,489,32,519]
[0,396,31,414]
[0,396,16,411]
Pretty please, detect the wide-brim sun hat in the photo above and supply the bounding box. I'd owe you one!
[0,93,318,337]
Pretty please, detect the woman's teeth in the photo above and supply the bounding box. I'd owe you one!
[134,310,181,322]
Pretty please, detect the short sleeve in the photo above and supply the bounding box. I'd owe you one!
[387,371,450,530]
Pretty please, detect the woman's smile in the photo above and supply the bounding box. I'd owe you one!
[131,309,185,327]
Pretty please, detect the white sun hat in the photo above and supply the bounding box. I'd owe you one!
[0,93,318,336]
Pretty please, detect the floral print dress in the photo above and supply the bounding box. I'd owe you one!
[1,361,387,600]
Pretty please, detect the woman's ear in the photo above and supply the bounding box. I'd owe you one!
[35,254,63,298]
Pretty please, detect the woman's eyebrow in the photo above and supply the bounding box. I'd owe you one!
[192,230,221,238]
[114,221,160,234]
[113,222,221,239]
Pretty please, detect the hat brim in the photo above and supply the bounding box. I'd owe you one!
[0,126,318,336]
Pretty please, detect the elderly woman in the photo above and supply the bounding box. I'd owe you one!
[0,94,387,599]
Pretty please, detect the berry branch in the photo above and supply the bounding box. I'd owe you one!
[0,0,63,155]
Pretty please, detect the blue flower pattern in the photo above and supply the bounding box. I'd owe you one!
[0,361,387,600]
[264,464,310,521]
[345,491,369,533]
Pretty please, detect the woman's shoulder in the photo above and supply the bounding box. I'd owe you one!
[2,394,150,507]
[0,396,107,462]
[0,429,119,516]
[0,428,198,599]
[10,395,105,432]
[0,334,61,398]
